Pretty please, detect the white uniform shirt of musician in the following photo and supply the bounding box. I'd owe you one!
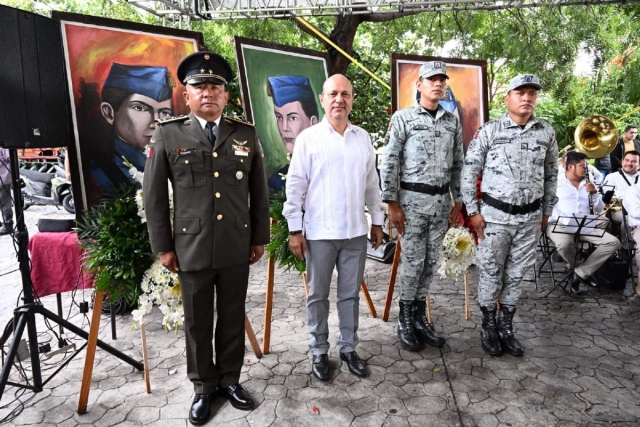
[623,183,640,294]
[601,151,640,246]
[547,154,620,282]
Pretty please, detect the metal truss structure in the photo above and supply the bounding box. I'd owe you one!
[127,0,640,26]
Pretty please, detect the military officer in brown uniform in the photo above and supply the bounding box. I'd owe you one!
[143,51,270,425]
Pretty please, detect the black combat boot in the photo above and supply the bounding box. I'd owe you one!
[479,306,503,356]
[412,300,445,347]
[498,304,524,356]
[397,300,420,351]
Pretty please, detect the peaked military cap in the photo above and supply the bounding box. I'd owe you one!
[508,74,542,91]
[266,75,316,107]
[103,63,174,102]
[177,51,233,86]
[419,61,449,79]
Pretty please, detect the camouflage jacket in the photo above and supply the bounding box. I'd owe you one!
[380,105,463,214]
[461,113,558,224]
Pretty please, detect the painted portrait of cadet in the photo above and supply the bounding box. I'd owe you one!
[266,75,319,190]
[90,63,175,192]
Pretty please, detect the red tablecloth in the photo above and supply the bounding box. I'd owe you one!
[28,231,94,298]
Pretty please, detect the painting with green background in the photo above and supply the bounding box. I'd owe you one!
[238,43,328,179]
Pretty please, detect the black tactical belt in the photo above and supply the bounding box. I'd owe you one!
[481,194,541,215]
[400,181,449,195]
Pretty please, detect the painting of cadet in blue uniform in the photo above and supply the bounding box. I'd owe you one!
[91,63,175,192]
[266,75,319,191]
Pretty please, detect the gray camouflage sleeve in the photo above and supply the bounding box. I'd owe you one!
[450,117,464,202]
[461,128,488,216]
[542,128,559,216]
[380,113,405,202]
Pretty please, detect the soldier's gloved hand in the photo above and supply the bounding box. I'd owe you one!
[449,202,463,226]
[370,225,383,250]
[387,202,406,236]
[289,234,307,260]
[249,245,264,265]
[159,251,180,273]
[469,214,486,240]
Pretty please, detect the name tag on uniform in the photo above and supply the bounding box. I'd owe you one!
[234,150,248,157]
[233,144,250,156]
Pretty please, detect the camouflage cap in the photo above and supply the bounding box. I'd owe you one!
[419,61,449,79]
[508,74,542,91]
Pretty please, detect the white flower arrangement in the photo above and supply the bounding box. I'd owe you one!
[132,259,184,332]
[437,225,477,280]
[125,159,182,331]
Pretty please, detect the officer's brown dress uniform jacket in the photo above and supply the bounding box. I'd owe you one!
[143,112,269,392]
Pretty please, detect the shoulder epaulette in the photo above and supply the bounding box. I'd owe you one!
[224,116,255,127]
[156,115,189,125]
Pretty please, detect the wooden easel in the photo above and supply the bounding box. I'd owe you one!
[78,291,262,414]
[381,238,472,322]
[261,250,378,355]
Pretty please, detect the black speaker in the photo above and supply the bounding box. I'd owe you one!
[0,5,71,149]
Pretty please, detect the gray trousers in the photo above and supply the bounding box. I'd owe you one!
[476,221,539,309]
[306,235,367,355]
[547,224,620,279]
[0,184,12,224]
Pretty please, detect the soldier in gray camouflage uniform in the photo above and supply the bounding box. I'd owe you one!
[461,74,558,357]
[381,61,464,351]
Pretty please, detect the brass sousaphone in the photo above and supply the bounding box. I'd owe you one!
[574,115,618,159]
[574,115,619,214]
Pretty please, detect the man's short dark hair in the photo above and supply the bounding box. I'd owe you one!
[624,150,640,159]
[298,99,318,119]
[565,151,588,167]
[101,87,132,112]
[624,125,638,133]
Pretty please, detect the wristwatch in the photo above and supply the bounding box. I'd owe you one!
[289,230,302,236]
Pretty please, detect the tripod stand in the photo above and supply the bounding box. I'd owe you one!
[0,148,143,402]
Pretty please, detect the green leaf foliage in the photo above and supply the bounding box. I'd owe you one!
[76,184,154,305]
[265,190,305,274]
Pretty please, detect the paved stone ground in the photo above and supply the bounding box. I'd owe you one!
[1,206,640,426]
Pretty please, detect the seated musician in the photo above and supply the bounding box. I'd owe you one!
[622,182,640,296]
[601,150,640,247]
[548,151,621,293]
[558,151,603,185]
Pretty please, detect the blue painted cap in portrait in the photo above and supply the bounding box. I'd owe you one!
[103,63,175,102]
[266,75,316,107]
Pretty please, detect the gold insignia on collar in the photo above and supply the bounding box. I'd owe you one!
[184,120,192,125]
[233,139,248,146]
[150,137,156,144]
[200,68,205,73]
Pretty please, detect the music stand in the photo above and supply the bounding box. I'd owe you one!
[544,214,608,299]
[0,149,143,403]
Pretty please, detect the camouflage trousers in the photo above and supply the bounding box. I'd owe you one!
[476,221,540,309]
[398,209,448,301]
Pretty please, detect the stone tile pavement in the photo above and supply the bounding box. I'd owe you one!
[1,206,640,426]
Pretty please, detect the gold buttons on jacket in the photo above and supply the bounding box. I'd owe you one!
[236,171,243,180]
[213,152,218,158]
[244,224,248,228]
[214,172,219,178]
[182,227,187,232]
[217,214,223,220]
[184,160,189,165]
[215,192,221,198]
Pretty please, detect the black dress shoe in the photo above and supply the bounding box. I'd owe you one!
[570,274,588,295]
[220,384,253,410]
[585,276,599,288]
[311,354,329,381]
[189,393,214,425]
[340,351,367,378]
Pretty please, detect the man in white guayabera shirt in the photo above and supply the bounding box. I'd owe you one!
[283,74,384,382]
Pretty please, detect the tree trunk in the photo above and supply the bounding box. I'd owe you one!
[327,15,364,74]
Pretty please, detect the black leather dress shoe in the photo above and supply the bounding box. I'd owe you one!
[340,351,367,378]
[189,393,214,425]
[220,384,254,410]
[571,274,588,295]
[311,354,329,381]
[585,276,599,288]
